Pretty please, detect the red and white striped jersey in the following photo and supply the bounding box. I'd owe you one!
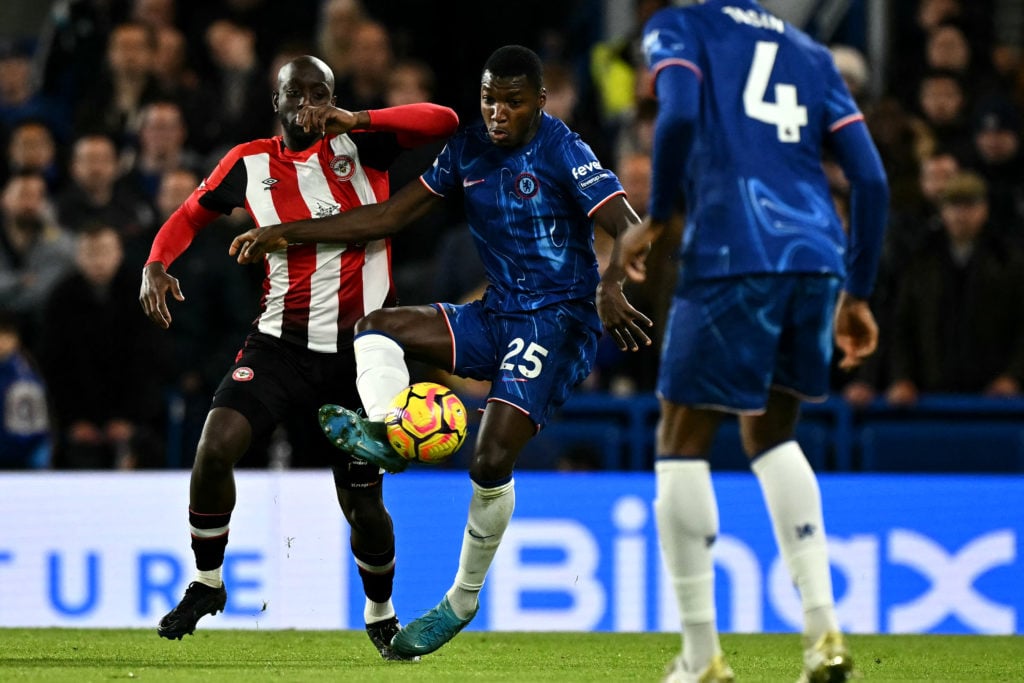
[146,103,458,353]
[197,132,400,353]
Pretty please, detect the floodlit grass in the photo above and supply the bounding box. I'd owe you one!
[1,629,1021,682]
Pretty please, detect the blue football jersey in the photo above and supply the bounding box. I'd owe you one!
[421,112,624,314]
[642,0,865,283]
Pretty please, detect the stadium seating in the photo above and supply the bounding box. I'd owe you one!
[161,391,1024,473]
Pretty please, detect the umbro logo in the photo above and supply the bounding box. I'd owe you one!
[263,177,279,190]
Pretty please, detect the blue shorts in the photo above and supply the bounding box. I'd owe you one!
[435,298,599,428]
[658,274,840,413]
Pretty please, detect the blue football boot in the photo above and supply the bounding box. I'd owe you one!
[318,404,408,473]
[389,596,478,657]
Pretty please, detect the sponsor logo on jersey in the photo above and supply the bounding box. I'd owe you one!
[313,200,340,218]
[232,367,255,382]
[514,172,539,199]
[329,154,356,180]
[579,171,612,190]
[571,160,604,180]
[463,177,486,187]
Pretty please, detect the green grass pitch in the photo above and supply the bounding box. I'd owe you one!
[1,629,1021,682]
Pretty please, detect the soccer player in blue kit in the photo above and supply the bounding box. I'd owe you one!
[231,45,652,657]
[615,2,889,682]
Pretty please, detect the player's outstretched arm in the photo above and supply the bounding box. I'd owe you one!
[231,180,442,263]
[594,196,655,352]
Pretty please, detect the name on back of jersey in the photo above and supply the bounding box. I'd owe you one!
[721,6,784,33]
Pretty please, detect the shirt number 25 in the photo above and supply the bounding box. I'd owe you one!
[501,338,549,379]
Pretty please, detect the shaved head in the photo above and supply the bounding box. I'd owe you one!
[277,55,335,92]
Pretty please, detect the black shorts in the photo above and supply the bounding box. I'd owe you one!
[211,331,382,488]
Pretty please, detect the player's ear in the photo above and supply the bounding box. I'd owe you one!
[272,91,279,111]
[537,87,547,109]
[330,95,337,106]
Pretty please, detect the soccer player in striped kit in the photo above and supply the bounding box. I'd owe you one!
[139,55,458,659]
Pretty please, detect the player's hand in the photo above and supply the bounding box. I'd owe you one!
[139,262,184,330]
[296,104,358,135]
[596,280,653,352]
[617,217,660,283]
[833,292,878,370]
[230,225,289,263]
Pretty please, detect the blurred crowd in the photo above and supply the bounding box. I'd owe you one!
[1,0,1023,470]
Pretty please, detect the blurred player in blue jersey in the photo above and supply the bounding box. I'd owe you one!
[231,45,652,657]
[616,3,889,682]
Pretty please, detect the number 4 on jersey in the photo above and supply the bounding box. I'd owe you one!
[743,41,807,143]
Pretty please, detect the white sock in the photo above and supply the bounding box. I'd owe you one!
[751,440,839,641]
[655,459,721,673]
[364,598,396,624]
[354,333,410,420]
[194,567,222,588]
[446,479,515,618]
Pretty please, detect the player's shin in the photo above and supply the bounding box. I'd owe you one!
[655,458,722,674]
[751,441,839,640]
[354,332,410,420]
[447,478,515,618]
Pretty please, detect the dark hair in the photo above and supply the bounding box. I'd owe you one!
[482,45,544,91]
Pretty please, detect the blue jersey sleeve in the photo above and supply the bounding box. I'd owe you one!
[643,10,702,221]
[649,66,699,221]
[421,136,460,197]
[821,52,889,298]
[557,135,624,216]
[643,8,701,78]
[830,122,889,299]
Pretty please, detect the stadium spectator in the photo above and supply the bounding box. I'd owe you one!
[333,19,394,112]
[0,311,51,470]
[137,55,458,658]
[316,0,367,84]
[231,44,651,658]
[0,39,71,145]
[841,150,963,405]
[617,3,888,681]
[588,0,670,149]
[75,21,163,151]
[39,223,168,469]
[129,0,177,31]
[968,95,1024,237]
[0,171,74,348]
[384,58,456,306]
[916,69,974,162]
[151,25,201,106]
[863,96,935,210]
[189,18,270,159]
[120,99,204,203]
[886,171,1024,405]
[830,44,872,109]
[5,118,62,192]
[55,132,155,242]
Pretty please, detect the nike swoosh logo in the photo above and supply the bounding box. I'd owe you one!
[462,178,486,187]
[467,528,495,540]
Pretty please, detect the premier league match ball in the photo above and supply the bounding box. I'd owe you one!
[384,382,469,464]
